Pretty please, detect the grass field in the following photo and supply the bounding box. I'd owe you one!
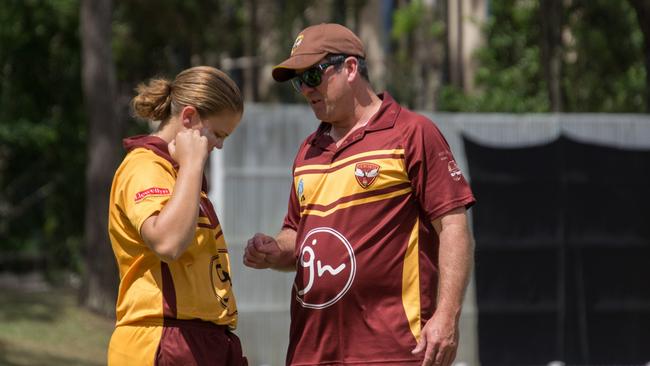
[0,274,114,366]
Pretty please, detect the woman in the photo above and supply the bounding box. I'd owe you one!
[107,66,247,365]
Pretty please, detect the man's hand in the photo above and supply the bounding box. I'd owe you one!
[243,233,286,269]
[411,313,459,366]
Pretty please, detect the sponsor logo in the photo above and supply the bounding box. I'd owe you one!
[448,160,463,181]
[297,178,306,202]
[134,187,170,202]
[295,227,356,309]
[354,162,380,189]
[291,34,304,55]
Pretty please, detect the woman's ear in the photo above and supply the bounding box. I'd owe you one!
[180,106,198,128]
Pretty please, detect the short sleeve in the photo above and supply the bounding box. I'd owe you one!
[403,116,475,222]
[282,177,300,232]
[116,153,175,234]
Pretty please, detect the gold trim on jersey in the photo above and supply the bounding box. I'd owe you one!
[402,217,422,341]
[294,149,405,174]
[295,155,410,215]
[300,187,412,217]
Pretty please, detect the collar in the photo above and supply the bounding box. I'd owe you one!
[123,134,208,192]
[308,91,400,147]
[365,91,400,131]
[123,134,177,168]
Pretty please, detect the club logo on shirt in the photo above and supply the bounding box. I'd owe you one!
[295,227,356,309]
[448,160,463,181]
[134,187,170,202]
[354,162,380,189]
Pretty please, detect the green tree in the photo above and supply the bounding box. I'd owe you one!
[437,0,646,113]
[628,0,650,112]
[565,0,645,112]
[389,0,446,110]
[438,0,549,112]
[113,0,246,86]
[0,0,85,277]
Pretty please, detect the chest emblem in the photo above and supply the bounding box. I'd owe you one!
[354,162,380,189]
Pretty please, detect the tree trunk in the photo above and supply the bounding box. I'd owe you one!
[628,0,650,112]
[243,0,259,102]
[79,0,122,316]
[540,0,564,112]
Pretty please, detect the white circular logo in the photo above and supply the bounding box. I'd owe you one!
[295,227,356,309]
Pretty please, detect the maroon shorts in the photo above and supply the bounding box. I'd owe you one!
[155,319,248,366]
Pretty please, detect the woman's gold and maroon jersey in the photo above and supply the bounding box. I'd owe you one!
[107,135,238,364]
[283,93,475,365]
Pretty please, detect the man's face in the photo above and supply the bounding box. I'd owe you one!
[294,57,348,123]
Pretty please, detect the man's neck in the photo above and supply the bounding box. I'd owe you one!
[329,90,382,145]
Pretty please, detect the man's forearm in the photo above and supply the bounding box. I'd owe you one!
[272,228,298,271]
[434,209,474,319]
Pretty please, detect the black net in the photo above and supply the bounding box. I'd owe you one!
[465,135,650,365]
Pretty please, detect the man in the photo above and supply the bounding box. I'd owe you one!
[243,23,475,366]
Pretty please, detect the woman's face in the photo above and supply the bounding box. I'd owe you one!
[194,110,242,151]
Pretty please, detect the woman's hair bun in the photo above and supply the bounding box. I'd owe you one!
[131,78,173,121]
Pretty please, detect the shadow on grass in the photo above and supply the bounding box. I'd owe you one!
[0,286,65,323]
[0,338,105,366]
[0,279,113,366]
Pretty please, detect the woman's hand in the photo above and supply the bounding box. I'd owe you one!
[168,129,210,168]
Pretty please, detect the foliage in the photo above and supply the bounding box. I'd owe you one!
[0,0,85,275]
[438,0,549,112]
[389,0,446,109]
[438,0,646,112]
[265,0,315,103]
[113,0,245,84]
[564,0,646,112]
[392,0,425,38]
[389,0,424,106]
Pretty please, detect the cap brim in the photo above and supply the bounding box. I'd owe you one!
[271,52,328,82]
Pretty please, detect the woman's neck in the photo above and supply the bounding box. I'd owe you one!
[151,118,180,143]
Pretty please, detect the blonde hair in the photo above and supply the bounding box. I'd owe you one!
[131,66,243,122]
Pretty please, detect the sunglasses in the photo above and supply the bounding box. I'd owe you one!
[291,55,347,92]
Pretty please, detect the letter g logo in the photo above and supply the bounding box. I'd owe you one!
[294,227,356,309]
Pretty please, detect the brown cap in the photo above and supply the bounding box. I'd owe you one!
[272,23,366,82]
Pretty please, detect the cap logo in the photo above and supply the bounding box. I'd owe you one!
[291,34,304,55]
